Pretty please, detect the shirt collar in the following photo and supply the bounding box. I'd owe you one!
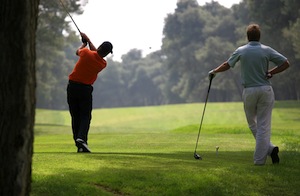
[248,41,260,46]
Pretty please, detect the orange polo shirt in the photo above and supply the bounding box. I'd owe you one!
[69,48,107,85]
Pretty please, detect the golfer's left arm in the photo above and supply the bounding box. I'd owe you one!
[267,60,290,76]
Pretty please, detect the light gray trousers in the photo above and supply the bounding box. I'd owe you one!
[242,86,275,165]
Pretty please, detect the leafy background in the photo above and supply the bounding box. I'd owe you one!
[36,0,300,109]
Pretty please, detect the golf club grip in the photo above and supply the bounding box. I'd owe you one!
[81,37,88,44]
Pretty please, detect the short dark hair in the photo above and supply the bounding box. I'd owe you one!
[247,24,260,42]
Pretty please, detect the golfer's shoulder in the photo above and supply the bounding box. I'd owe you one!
[234,44,247,53]
[260,43,272,50]
[78,47,90,56]
[98,56,107,68]
[260,44,280,55]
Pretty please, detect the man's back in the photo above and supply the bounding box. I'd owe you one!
[228,41,287,88]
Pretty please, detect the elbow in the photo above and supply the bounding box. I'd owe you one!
[286,60,290,68]
[285,60,290,69]
[224,62,231,70]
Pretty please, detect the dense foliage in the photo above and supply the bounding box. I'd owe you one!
[36,0,300,109]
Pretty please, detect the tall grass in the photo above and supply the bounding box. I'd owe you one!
[32,101,300,195]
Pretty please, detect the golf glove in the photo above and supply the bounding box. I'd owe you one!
[208,70,216,80]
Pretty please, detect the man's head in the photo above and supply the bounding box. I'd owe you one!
[247,24,260,42]
[97,41,113,57]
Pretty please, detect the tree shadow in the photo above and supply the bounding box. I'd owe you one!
[32,150,300,195]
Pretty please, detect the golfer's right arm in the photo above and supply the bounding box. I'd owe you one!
[212,62,231,73]
[267,60,290,76]
[87,40,97,51]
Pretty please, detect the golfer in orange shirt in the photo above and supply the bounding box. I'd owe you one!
[67,33,113,153]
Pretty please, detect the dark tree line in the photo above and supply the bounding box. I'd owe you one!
[36,0,300,109]
[36,0,86,109]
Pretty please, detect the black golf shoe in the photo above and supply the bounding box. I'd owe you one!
[271,146,279,164]
[77,147,84,153]
[76,138,91,153]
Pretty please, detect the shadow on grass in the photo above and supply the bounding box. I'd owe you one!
[34,150,300,166]
[32,150,300,195]
[35,123,69,127]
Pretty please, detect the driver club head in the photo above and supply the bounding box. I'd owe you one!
[194,152,202,160]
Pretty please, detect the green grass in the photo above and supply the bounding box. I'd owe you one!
[32,101,300,196]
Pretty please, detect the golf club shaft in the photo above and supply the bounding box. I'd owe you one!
[194,76,213,153]
[59,0,82,34]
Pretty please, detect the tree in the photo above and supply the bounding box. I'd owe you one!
[0,0,39,195]
[36,0,86,109]
[162,1,239,103]
[32,0,300,110]
[244,0,300,100]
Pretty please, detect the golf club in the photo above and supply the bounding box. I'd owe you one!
[194,74,214,160]
[58,0,87,43]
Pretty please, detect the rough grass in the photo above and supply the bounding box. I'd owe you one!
[32,101,300,195]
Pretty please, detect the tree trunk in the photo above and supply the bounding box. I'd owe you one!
[0,0,39,195]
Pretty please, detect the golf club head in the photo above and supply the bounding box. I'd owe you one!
[194,152,202,160]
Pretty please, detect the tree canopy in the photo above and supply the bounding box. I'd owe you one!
[36,0,300,109]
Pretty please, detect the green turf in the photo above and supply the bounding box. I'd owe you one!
[32,101,300,195]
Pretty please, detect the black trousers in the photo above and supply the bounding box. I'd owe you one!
[67,81,93,144]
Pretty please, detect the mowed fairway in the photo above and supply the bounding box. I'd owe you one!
[32,101,300,195]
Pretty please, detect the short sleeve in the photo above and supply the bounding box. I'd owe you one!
[268,47,287,66]
[227,49,240,68]
[77,48,89,57]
